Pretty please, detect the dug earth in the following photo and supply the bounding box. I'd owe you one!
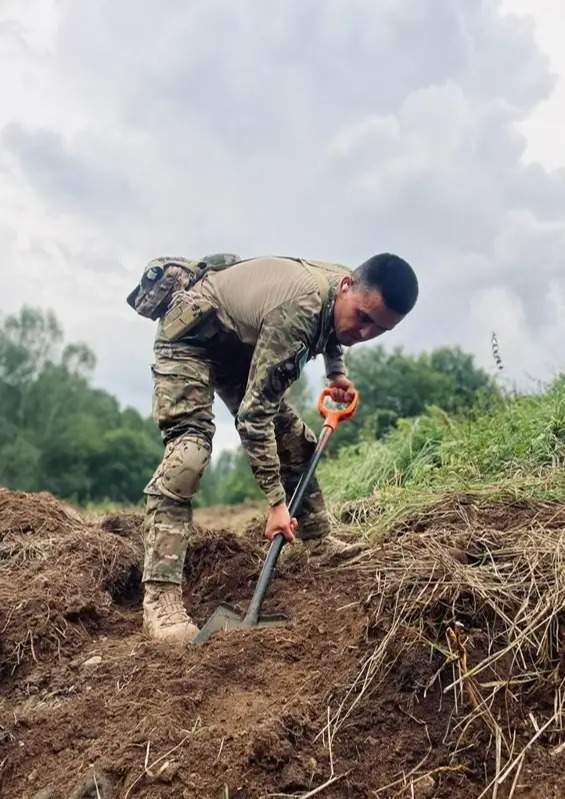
[0,488,564,798]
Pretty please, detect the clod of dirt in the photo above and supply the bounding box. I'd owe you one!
[68,769,114,799]
[82,655,103,668]
[100,512,144,542]
[412,774,436,798]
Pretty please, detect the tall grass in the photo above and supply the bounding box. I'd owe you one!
[320,376,565,524]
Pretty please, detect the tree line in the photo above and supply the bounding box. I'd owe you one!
[0,307,162,503]
[0,307,498,506]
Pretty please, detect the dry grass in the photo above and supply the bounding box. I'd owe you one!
[328,493,565,793]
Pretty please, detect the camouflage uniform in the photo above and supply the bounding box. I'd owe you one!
[143,256,349,585]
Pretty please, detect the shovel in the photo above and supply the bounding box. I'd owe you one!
[193,387,359,644]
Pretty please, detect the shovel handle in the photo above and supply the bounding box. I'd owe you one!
[243,532,286,625]
[243,388,359,627]
[317,388,359,431]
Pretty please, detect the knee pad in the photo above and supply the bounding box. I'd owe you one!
[144,435,211,501]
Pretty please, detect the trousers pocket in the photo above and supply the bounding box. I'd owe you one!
[151,357,214,426]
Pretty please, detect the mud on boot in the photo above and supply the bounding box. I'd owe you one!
[304,534,368,564]
[143,581,200,644]
[279,533,367,571]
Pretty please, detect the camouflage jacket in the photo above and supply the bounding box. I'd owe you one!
[159,256,349,505]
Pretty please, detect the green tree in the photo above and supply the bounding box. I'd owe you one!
[90,428,163,503]
[328,345,498,451]
[0,307,162,503]
[197,448,261,507]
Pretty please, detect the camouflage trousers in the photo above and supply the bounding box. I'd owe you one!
[143,334,330,585]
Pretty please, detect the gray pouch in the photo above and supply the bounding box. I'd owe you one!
[127,253,240,321]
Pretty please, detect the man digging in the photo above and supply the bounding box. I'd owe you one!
[138,254,419,644]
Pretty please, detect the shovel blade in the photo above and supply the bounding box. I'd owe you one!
[193,603,243,645]
[194,602,289,645]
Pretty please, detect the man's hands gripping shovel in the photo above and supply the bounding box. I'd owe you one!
[264,378,357,545]
[193,387,359,645]
[264,503,298,545]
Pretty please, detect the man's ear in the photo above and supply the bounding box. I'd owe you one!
[340,275,353,293]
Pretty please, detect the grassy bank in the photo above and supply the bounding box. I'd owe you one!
[320,375,565,537]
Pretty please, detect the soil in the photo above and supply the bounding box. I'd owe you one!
[0,488,564,799]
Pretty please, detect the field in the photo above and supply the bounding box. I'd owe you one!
[1,480,564,799]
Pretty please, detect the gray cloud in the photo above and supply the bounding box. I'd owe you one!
[1,0,564,452]
[2,123,135,215]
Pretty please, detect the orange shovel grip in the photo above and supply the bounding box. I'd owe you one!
[317,388,359,431]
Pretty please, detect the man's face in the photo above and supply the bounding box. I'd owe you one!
[333,276,405,346]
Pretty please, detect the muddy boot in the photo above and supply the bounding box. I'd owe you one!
[276,509,329,571]
[304,534,368,564]
[280,534,368,572]
[143,581,200,644]
[297,510,366,563]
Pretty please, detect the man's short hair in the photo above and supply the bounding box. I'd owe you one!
[352,253,418,314]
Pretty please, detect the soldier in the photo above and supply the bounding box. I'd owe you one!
[142,253,418,643]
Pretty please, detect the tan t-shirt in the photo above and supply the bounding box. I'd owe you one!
[200,256,348,377]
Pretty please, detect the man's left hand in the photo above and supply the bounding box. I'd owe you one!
[327,374,356,404]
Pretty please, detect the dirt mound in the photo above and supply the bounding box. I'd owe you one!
[0,490,142,679]
[99,511,144,542]
[337,491,565,538]
[0,487,84,541]
[1,489,564,798]
[388,492,565,537]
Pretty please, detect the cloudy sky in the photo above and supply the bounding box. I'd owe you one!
[1,0,564,453]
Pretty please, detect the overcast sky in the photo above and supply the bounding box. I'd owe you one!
[1,0,564,453]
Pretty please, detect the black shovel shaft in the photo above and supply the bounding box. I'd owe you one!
[288,425,333,518]
[243,424,334,625]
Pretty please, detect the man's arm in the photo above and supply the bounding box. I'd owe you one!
[235,293,321,539]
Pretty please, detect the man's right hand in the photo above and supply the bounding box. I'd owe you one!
[264,502,298,543]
